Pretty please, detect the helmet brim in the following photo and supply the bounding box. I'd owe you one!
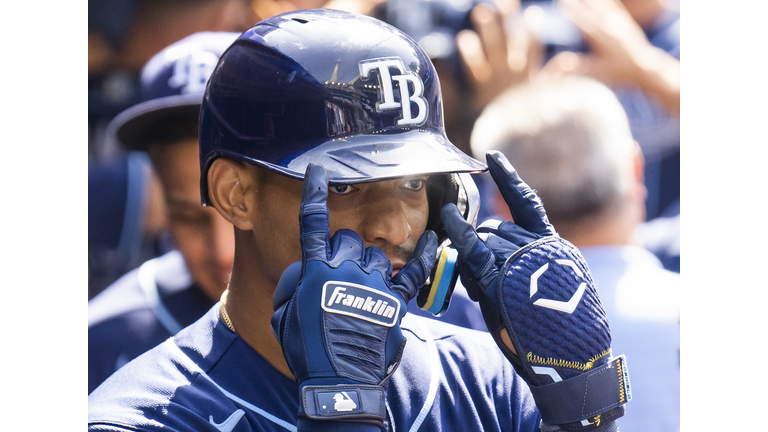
[212,128,487,185]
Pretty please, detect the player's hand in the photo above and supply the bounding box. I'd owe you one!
[271,163,437,431]
[456,0,543,113]
[543,0,680,115]
[441,151,630,429]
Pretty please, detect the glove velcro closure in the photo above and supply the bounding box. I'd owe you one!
[528,355,632,425]
[301,385,386,425]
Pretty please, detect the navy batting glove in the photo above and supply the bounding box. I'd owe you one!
[271,164,437,431]
[441,151,631,430]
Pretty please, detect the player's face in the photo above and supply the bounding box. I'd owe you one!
[251,168,430,284]
[150,138,234,302]
[327,176,431,276]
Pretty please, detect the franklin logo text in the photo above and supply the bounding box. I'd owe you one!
[322,281,400,327]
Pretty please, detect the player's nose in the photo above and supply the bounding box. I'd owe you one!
[357,186,410,250]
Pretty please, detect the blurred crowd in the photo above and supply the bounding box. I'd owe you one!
[88,0,680,430]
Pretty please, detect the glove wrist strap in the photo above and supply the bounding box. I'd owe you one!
[301,385,386,425]
[529,355,632,426]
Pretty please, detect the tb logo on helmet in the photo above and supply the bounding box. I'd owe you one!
[359,57,428,127]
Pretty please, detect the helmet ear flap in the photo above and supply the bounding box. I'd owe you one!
[425,174,459,245]
[417,244,460,316]
[426,172,477,244]
[420,172,479,316]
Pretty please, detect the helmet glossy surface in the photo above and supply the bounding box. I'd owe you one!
[199,8,486,205]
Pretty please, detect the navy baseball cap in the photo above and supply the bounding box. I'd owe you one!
[108,31,240,151]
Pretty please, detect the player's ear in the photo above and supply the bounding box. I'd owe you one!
[207,158,255,231]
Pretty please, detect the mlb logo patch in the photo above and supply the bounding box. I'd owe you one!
[316,390,361,414]
[322,281,400,327]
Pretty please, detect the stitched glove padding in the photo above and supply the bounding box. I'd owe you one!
[272,164,437,431]
[441,151,630,430]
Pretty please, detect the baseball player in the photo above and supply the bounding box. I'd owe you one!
[89,9,630,432]
[89,28,486,394]
[88,32,241,393]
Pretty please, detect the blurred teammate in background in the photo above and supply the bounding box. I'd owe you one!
[455,0,680,226]
[88,32,240,393]
[473,74,679,432]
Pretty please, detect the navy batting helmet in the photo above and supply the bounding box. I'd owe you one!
[199,9,487,315]
[199,9,485,197]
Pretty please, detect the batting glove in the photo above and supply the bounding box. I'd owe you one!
[441,151,631,430]
[272,164,437,431]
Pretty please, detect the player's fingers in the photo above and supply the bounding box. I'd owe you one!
[299,163,331,262]
[471,4,509,74]
[477,221,541,252]
[506,13,532,75]
[580,0,628,20]
[521,9,545,74]
[441,203,496,280]
[328,228,366,267]
[541,51,586,77]
[486,151,556,237]
[363,244,393,280]
[558,0,600,43]
[457,29,492,84]
[492,0,521,16]
[391,230,437,303]
[570,56,603,82]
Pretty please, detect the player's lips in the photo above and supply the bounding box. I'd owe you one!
[391,262,405,277]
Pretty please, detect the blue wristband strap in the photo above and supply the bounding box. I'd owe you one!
[301,385,386,424]
[529,355,632,426]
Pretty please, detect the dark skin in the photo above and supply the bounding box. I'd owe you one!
[149,138,235,303]
[206,159,430,378]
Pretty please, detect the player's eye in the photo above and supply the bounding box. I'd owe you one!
[330,184,356,195]
[401,178,426,192]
